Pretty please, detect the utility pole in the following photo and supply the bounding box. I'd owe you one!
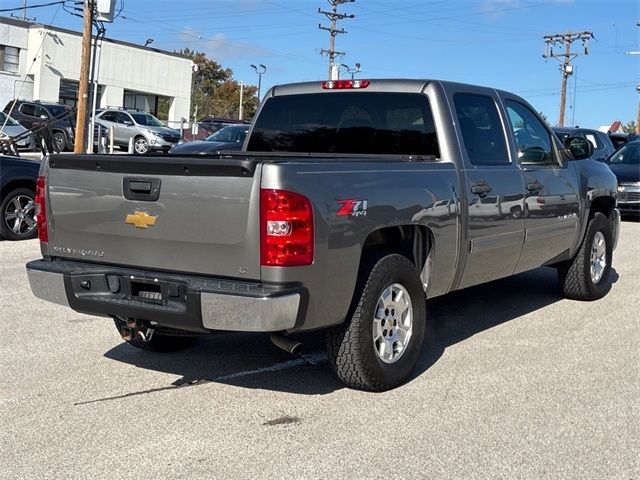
[239,81,244,121]
[543,31,593,127]
[74,0,94,153]
[319,0,355,80]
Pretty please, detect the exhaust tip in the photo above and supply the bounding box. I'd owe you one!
[270,333,303,355]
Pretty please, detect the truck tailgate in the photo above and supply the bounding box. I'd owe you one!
[45,155,262,280]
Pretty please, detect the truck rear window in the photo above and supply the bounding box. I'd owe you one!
[247,92,440,157]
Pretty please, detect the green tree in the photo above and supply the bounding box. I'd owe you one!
[211,80,259,120]
[622,121,637,134]
[178,48,232,118]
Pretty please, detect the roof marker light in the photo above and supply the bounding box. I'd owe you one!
[322,80,371,90]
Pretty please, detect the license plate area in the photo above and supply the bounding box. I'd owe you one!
[130,280,163,304]
[70,273,188,310]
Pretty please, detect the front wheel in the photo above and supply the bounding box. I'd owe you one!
[326,254,427,391]
[557,212,613,301]
[133,136,149,155]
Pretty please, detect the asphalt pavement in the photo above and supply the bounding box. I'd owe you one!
[1,221,638,479]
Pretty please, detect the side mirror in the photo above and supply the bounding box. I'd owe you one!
[123,121,133,126]
[40,114,48,119]
[564,136,593,160]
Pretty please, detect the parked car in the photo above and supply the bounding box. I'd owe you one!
[0,155,39,240]
[27,78,620,391]
[4,100,75,152]
[169,124,249,154]
[552,127,616,162]
[198,117,249,134]
[96,108,180,154]
[0,111,36,151]
[609,132,639,150]
[604,141,639,216]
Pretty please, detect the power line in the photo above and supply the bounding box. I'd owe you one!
[543,31,594,127]
[318,0,355,80]
[0,1,66,13]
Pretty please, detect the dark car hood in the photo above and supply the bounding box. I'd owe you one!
[170,140,242,154]
[607,164,640,184]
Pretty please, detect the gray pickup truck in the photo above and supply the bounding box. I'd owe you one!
[27,79,620,391]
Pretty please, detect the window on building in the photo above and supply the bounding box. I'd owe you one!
[0,45,20,73]
[59,79,103,108]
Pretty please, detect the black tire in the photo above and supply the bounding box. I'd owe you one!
[0,187,37,240]
[52,131,67,152]
[557,212,613,301]
[133,136,149,155]
[326,254,427,391]
[113,318,199,353]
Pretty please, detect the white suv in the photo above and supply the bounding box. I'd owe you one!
[96,109,180,154]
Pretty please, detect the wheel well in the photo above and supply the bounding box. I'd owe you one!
[589,196,615,220]
[361,225,432,275]
[1,179,36,201]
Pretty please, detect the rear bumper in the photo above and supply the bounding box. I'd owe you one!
[26,259,305,333]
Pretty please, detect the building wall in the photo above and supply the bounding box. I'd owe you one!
[0,20,33,112]
[1,17,192,124]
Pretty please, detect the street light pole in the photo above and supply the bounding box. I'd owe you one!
[340,62,361,80]
[250,64,267,101]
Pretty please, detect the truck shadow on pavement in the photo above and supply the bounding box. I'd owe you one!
[97,266,618,400]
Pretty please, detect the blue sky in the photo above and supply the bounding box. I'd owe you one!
[6,0,639,128]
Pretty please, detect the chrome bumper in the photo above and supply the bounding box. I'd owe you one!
[201,292,300,331]
[27,268,70,307]
[26,261,302,332]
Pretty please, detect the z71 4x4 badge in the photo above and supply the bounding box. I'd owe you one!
[337,199,368,217]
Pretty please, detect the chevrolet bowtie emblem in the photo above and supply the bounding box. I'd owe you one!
[125,211,157,229]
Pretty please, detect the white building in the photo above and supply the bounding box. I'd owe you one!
[0,16,192,126]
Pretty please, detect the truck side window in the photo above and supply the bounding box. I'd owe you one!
[505,101,555,165]
[453,93,509,166]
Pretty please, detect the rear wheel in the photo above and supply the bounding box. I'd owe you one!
[557,212,613,301]
[0,188,37,240]
[326,254,427,391]
[52,131,67,152]
[113,317,199,353]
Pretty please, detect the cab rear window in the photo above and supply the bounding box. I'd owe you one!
[247,92,440,157]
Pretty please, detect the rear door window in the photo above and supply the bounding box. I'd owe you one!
[19,103,36,117]
[247,92,440,157]
[453,93,509,165]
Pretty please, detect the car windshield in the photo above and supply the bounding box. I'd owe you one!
[0,112,20,127]
[607,143,639,165]
[553,130,573,143]
[130,113,164,127]
[205,126,248,143]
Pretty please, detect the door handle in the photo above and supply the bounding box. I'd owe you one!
[471,182,492,198]
[527,181,543,193]
[123,177,161,201]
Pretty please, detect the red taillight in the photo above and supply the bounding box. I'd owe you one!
[35,176,48,242]
[322,79,371,90]
[260,189,313,267]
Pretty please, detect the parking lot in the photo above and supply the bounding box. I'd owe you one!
[1,221,638,479]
